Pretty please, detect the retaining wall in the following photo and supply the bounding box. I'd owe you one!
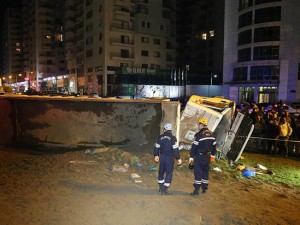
[0,95,179,153]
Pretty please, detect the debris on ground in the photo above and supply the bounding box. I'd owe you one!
[148,165,157,171]
[257,164,268,170]
[85,147,111,155]
[130,173,143,184]
[236,164,245,171]
[213,167,222,172]
[69,160,97,164]
[112,164,129,172]
[242,169,256,178]
[130,173,141,179]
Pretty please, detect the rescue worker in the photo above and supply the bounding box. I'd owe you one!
[154,123,182,195]
[189,118,216,195]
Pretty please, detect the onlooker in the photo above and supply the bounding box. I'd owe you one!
[267,107,278,122]
[250,105,263,152]
[289,115,300,157]
[153,123,182,195]
[264,118,280,155]
[277,116,293,157]
[189,118,216,195]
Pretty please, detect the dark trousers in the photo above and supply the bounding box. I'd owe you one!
[194,154,210,191]
[158,155,174,185]
[277,136,289,156]
[266,139,278,154]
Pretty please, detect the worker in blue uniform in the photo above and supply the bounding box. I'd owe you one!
[189,117,216,195]
[154,123,182,195]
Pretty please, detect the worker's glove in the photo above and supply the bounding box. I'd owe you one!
[177,159,182,166]
[210,155,215,163]
[154,156,159,163]
[189,158,194,164]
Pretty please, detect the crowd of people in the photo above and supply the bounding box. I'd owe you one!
[239,102,300,157]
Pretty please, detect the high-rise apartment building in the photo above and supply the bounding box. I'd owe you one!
[65,0,176,96]
[1,8,23,86]
[223,0,300,103]
[22,0,67,92]
[176,0,224,86]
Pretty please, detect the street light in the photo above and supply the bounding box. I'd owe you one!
[16,74,22,92]
[209,73,217,97]
[16,73,22,83]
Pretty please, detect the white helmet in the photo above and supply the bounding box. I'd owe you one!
[164,123,172,131]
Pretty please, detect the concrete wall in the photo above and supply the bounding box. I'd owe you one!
[0,96,179,153]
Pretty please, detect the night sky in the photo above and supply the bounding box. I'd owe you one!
[0,0,22,19]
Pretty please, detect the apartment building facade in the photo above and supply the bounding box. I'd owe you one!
[1,8,23,89]
[223,0,300,104]
[22,0,68,92]
[65,0,176,96]
[176,0,224,87]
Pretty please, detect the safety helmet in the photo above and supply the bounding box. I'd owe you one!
[198,117,208,125]
[163,123,172,131]
[236,164,245,171]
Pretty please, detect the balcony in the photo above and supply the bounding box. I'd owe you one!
[114,0,130,7]
[111,23,134,32]
[110,37,134,46]
[114,8,131,21]
[111,52,134,60]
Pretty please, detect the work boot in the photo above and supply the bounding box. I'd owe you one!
[159,183,164,194]
[162,185,172,195]
[190,184,200,196]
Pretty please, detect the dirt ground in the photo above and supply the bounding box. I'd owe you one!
[0,147,299,225]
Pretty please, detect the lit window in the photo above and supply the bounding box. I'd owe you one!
[55,34,63,42]
[209,30,214,37]
[46,35,51,39]
[201,33,207,40]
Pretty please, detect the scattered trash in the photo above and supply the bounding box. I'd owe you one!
[69,160,97,164]
[148,165,157,171]
[257,164,268,171]
[130,173,142,184]
[236,164,245,171]
[242,169,256,178]
[213,167,222,172]
[255,170,275,175]
[130,173,141,179]
[112,165,128,172]
[85,147,110,155]
[136,163,143,167]
[130,156,140,165]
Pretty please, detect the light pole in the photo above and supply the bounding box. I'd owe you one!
[209,73,217,97]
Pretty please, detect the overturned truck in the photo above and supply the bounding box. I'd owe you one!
[177,95,254,162]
